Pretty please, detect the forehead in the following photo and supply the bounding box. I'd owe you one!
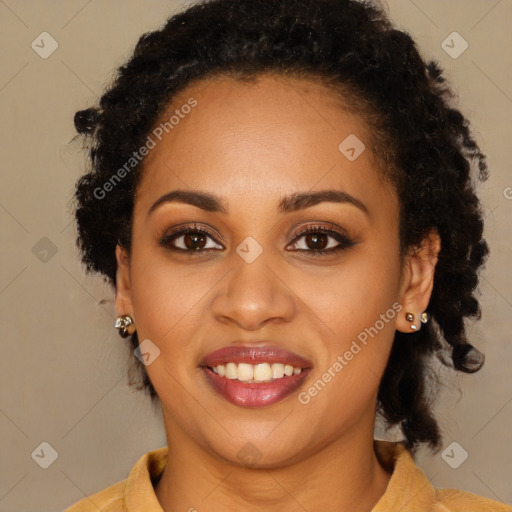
[136,73,396,217]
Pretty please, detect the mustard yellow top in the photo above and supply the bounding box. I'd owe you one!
[65,440,511,511]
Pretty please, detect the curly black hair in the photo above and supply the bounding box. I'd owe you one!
[72,0,489,453]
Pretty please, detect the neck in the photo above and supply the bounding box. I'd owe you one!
[155,413,391,512]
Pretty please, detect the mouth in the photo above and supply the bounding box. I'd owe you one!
[200,345,312,408]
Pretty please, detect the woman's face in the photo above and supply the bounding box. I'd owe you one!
[116,73,411,466]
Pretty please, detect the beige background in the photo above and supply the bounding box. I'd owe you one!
[0,1,511,510]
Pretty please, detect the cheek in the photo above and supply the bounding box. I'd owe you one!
[294,239,401,405]
[299,242,402,336]
[128,250,211,411]
[128,243,217,361]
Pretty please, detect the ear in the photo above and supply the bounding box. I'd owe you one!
[396,230,441,333]
[115,244,134,320]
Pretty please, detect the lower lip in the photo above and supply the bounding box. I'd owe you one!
[202,367,311,408]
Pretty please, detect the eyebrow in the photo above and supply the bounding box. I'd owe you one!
[147,188,368,217]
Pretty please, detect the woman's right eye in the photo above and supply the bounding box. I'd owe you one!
[159,226,224,253]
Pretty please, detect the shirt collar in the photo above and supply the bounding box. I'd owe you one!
[371,439,437,511]
[124,445,167,511]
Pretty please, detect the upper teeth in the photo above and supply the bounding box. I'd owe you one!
[211,362,302,382]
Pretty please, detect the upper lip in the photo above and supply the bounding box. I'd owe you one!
[200,344,312,369]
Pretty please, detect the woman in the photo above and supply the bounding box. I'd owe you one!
[65,0,511,510]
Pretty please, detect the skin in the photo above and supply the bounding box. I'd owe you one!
[115,73,440,512]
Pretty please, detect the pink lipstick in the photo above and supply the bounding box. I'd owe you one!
[200,345,312,408]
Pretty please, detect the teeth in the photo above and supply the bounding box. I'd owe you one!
[272,363,285,378]
[225,362,238,379]
[237,363,253,382]
[254,363,272,381]
[209,362,303,383]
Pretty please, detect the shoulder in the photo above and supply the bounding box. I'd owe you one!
[64,445,168,512]
[64,480,126,511]
[434,488,512,512]
[372,440,512,512]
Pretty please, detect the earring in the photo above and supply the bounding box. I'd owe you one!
[115,314,135,338]
[420,312,429,324]
[405,312,418,331]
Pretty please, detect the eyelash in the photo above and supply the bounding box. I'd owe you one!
[159,223,357,257]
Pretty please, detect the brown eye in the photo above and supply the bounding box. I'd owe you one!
[304,232,329,251]
[288,225,357,256]
[183,232,207,250]
[159,226,223,252]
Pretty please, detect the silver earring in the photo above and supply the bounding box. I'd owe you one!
[405,312,418,331]
[115,314,135,338]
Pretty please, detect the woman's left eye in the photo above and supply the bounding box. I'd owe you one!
[287,226,357,255]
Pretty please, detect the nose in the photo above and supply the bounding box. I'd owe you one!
[210,248,296,331]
